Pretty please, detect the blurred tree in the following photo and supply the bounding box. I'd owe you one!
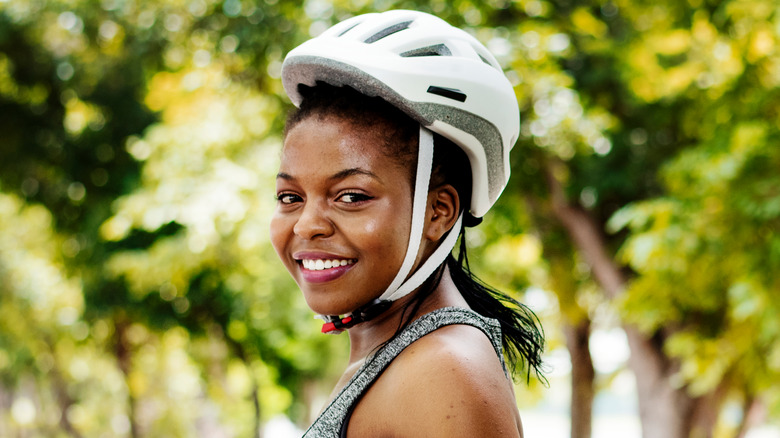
[0,0,343,435]
[2,0,779,437]
[486,1,780,437]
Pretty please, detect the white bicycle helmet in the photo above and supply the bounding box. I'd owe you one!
[281,10,520,333]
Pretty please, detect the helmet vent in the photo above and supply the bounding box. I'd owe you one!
[478,53,494,67]
[401,44,453,57]
[426,85,467,102]
[337,22,361,37]
[364,21,413,43]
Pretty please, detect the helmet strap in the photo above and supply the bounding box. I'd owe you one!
[318,125,461,333]
[378,125,434,297]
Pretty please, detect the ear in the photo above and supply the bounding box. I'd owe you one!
[424,184,460,242]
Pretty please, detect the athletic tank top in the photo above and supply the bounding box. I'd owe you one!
[302,306,508,438]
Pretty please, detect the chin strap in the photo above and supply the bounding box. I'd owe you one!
[320,299,392,334]
[317,126,464,335]
[319,213,464,334]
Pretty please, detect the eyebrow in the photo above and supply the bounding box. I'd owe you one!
[330,168,379,181]
[276,167,379,181]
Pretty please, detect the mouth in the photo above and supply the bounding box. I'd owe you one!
[293,255,357,284]
[300,258,356,271]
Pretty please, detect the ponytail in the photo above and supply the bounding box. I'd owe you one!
[449,230,546,382]
[427,133,546,381]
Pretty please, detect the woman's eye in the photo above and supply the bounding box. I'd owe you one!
[338,192,372,204]
[277,193,302,204]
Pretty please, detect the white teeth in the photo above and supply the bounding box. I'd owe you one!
[301,259,354,271]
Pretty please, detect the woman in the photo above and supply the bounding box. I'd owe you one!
[270,10,544,437]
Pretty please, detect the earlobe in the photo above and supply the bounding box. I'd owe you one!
[425,185,460,241]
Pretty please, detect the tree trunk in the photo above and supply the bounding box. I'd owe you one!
[623,326,697,438]
[735,396,763,438]
[47,357,84,438]
[0,384,11,437]
[545,249,596,438]
[114,317,140,438]
[253,382,263,438]
[544,163,719,438]
[564,319,595,438]
[224,337,263,437]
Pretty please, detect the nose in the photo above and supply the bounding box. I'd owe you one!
[293,200,334,240]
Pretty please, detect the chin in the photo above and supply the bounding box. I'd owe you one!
[303,291,381,317]
[302,294,353,317]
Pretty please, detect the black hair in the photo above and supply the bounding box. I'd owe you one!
[432,135,545,382]
[285,82,417,182]
[285,83,545,381]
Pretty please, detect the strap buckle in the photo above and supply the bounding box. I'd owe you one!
[320,299,392,334]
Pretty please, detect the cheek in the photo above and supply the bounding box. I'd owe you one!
[269,212,291,260]
[355,211,410,261]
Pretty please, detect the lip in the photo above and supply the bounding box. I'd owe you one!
[293,251,357,284]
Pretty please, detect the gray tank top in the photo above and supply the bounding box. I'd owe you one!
[302,306,507,438]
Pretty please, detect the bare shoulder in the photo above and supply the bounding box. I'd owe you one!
[347,324,523,438]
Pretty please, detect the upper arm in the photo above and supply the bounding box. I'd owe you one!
[348,325,522,438]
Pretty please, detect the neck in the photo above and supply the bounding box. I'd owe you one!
[345,265,469,365]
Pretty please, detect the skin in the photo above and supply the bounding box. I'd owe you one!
[270,115,523,437]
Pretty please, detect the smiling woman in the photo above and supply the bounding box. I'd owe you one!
[269,10,544,438]
[272,106,416,315]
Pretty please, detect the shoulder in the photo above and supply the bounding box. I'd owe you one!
[347,323,523,437]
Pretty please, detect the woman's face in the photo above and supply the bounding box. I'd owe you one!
[270,116,414,316]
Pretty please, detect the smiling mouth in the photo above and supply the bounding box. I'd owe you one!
[300,259,356,271]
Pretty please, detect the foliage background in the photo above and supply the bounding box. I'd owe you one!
[0,0,778,437]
